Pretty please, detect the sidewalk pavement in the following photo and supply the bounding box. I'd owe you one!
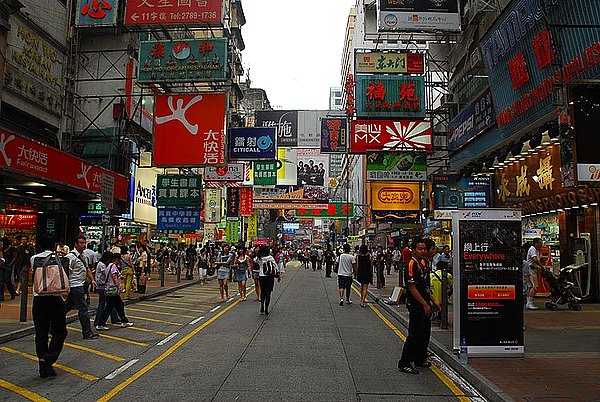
[0,271,204,344]
[363,269,600,402]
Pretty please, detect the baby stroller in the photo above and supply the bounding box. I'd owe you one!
[541,268,582,311]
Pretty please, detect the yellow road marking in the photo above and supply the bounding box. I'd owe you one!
[126,315,182,326]
[126,308,195,319]
[0,378,51,402]
[0,346,98,381]
[98,289,253,401]
[352,286,471,402]
[154,300,214,307]
[106,324,170,336]
[67,327,149,347]
[136,303,206,313]
[64,342,125,362]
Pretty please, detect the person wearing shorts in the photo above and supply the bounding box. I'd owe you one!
[336,243,355,306]
[197,247,209,286]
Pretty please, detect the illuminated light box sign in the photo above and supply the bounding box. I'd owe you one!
[355,75,426,119]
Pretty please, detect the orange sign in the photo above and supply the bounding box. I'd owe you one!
[467,285,516,300]
[371,182,420,211]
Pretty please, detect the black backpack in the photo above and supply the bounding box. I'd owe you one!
[262,259,276,276]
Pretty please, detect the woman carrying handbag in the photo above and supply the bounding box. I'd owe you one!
[95,253,134,331]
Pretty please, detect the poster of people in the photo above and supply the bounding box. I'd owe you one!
[452,209,524,357]
[296,149,329,187]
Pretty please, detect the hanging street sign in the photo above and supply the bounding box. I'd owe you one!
[156,175,202,208]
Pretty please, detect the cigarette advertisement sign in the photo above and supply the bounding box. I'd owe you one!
[452,209,524,357]
[138,38,227,83]
[366,151,427,182]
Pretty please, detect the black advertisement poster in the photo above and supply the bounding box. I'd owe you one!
[456,214,523,356]
[226,187,240,218]
[255,110,298,147]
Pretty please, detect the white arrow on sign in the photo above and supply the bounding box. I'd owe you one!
[130,13,139,21]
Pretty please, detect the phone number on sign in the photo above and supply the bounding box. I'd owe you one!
[170,11,218,20]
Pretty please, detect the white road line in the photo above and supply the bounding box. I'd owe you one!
[430,355,487,401]
[210,306,221,312]
[156,333,179,346]
[226,297,235,303]
[105,359,139,380]
[188,316,205,325]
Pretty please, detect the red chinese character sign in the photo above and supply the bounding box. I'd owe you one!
[76,0,118,26]
[294,203,354,219]
[153,93,226,167]
[355,75,426,119]
[125,0,222,26]
[350,120,433,153]
[345,74,355,118]
[239,187,253,216]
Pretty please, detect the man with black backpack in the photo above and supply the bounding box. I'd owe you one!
[31,234,69,378]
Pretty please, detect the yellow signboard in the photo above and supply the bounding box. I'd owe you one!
[371,182,421,211]
[247,213,258,241]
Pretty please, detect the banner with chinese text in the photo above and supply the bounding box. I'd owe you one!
[239,187,253,216]
[226,219,240,243]
[153,93,226,166]
[294,203,354,219]
[226,187,240,218]
[366,151,427,182]
[253,161,277,185]
[355,51,425,74]
[377,0,460,32]
[255,110,298,147]
[228,127,277,161]
[247,213,258,240]
[138,38,227,83]
[125,0,222,26]
[355,75,426,119]
[452,209,523,356]
[371,182,421,211]
[156,175,202,208]
[320,117,348,153]
[76,0,118,27]
[157,208,201,231]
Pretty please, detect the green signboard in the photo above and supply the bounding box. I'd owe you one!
[138,38,228,83]
[366,151,427,181]
[253,161,277,185]
[294,203,354,219]
[226,219,240,243]
[87,202,104,215]
[156,175,202,208]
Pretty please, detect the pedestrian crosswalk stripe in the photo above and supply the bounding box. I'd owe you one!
[67,327,149,347]
[0,346,99,381]
[106,323,170,336]
[63,342,126,361]
[105,359,139,380]
[156,333,178,346]
[126,307,195,319]
[136,303,206,313]
[154,300,214,307]
[188,316,205,325]
[126,315,181,326]
[0,378,51,401]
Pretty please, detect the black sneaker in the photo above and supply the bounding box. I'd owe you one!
[339,299,344,306]
[399,363,419,374]
[83,333,99,340]
[416,360,432,368]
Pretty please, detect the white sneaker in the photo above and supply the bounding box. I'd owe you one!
[526,303,538,310]
[121,322,134,327]
[95,325,109,331]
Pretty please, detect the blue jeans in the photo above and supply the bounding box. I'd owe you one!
[64,286,94,338]
[94,287,120,326]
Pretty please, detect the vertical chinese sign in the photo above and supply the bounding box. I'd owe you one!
[239,187,253,216]
[320,117,348,153]
[226,219,240,243]
[153,93,226,167]
[247,213,258,241]
[226,188,240,218]
[204,188,221,224]
[253,161,277,185]
[452,209,523,357]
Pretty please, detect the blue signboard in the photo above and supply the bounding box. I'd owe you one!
[480,0,600,140]
[75,0,118,27]
[448,88,496,152]
[355,75,426,119]
[228,127,277,161]
[157,208,201,231]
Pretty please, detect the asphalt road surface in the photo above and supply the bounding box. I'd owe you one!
[0,262,485,401]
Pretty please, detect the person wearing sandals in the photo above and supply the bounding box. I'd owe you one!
[197,247,209,285]
[216,244,232,302]
[95,253,133,331]
[355,244,373,307]
[233,246,250,301]
[398,238,440,374]
[251,245,261,302]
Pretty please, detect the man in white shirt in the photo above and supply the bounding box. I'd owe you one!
[526,238,544,310]
[336,243,355,306]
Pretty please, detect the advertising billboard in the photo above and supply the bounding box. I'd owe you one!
[294,203,354,219]
[355,75,426,119]
[448,88,496,152]
[138,38,227,83]
[228,127,277,161]
[156,175,202,208]
[355,51,425,74]
[350,120,433,153]
[76,0,119,27]
[239,187,253,216]
[157,208,201,231]
[296,149,329,187]
[255,110,298,147]
[320,117,348,153]
[125,0,222,26]
[133,166,159,225]
[204,188,221,223]
[153,93,226,167]
[377,0,461,32]
[366,151,427,182]
[452,209,524,356]
[371,182,421,211]
[204,163,245,182]
[432,175,493,210]
[226,187,240,218]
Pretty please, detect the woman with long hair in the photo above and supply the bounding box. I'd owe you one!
[119,246,135,300]
[254,246,279,315]
[0,237,17,301]
[197,247,209,285]
[216,244,232,302]
[356,244,373,307]
[233,246,250,301]
[251,245,261,302]
[95,253,134,331]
